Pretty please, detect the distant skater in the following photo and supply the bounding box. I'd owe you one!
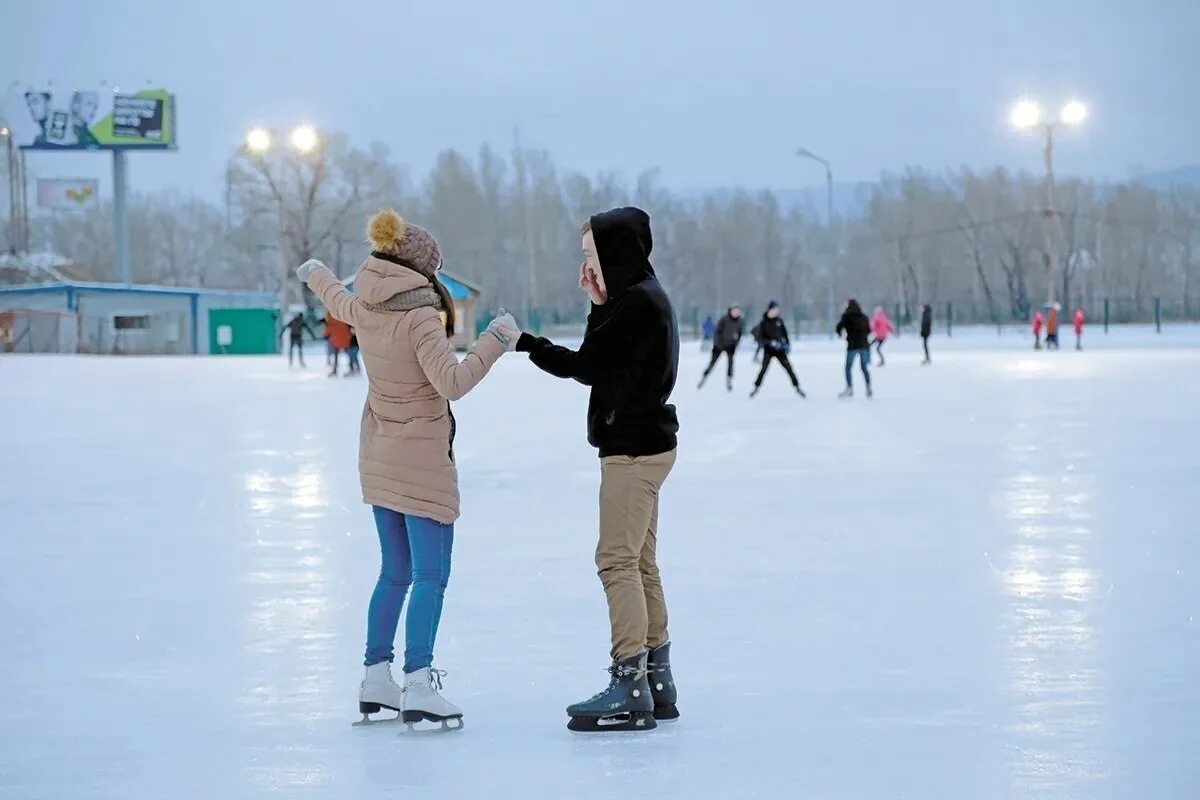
[750,302,805,398]
[699,306,744,391]
[1073,308,1085,350]
[836,299,872,399]
[325,313,353,376]
[920,304,933,364]
[282,312,316,367]
[1046,305,1060,350]
[870,307,897,366]
[1032,309,1044,350]
[348,330,362,375]
[701,314,716,353]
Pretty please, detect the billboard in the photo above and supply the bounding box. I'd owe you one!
[37,178,100,210]
[4,88,176,150]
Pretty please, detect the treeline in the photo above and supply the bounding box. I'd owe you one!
[23,131,1200,327]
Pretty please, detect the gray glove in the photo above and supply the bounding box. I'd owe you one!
[296,259,325,282]
[486,309,521,351]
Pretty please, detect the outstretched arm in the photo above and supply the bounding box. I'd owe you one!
[411,308,505,401]
[516,302,629,386]
[303,264,369,329]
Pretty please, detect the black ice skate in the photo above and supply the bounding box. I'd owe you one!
[795,385,807,399]
[566,651,656,733]
[646,642,679,721]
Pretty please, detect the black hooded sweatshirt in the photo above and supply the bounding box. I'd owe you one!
[713,309,744,352]
[920,306,933,338]
[836,302,871,350]
[517,207,680,458]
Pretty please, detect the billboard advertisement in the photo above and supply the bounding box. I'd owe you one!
[37,178,100,210]
[3,88,176,150]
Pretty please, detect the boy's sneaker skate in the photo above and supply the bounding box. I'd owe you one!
[647,642,679,721]
[401,667,463,732]
[566,651,656,733]
[354,662,404,726]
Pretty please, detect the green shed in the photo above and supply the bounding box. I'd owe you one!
[208,307,280,355]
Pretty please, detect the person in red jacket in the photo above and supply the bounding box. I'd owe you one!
[1073,308,1085,350]
[1032,310,1044,351]
[325,312,353,377]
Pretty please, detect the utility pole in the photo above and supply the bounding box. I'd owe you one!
[1010,98,1087,306]
[1041,126,1056,306]
[113,150,131,282]
[797,147,836,336]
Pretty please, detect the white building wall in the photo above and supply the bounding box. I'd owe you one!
[0,290,70,312]
[73,291,193,355]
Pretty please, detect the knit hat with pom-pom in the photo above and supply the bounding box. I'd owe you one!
[367,209,441,277]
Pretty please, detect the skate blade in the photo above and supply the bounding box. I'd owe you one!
[352,712,403,727]
[567,711,657,733]
[401,711,464,734]
[352,702,403,727]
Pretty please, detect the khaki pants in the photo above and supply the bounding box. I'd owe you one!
[596,449,677,661]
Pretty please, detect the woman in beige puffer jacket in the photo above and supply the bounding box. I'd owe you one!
[297,209,517,725]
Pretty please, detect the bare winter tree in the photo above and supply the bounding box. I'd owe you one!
[29,127,1200,330]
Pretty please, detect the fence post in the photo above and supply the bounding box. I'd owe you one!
[946,302,953,337]
[1103,297,1109,334]
[1154,297,1162,333]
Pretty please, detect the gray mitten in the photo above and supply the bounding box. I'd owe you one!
[486,309,521,351]
[296,259,325,282]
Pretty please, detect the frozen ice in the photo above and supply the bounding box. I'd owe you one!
[1,326,1198,798]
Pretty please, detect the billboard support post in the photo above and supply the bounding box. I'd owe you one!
[113,149,130,284]
[5,132,15,255]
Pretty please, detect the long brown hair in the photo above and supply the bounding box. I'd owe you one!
[431,273,456,337]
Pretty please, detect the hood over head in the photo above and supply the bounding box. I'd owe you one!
[352,254,432,306]
[589,206,655,298]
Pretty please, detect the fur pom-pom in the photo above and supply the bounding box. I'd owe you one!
[367,209,406,251]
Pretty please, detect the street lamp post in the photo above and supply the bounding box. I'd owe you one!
[234,124,319,318]
[797,147,836,335]
[2,126,15,255]
[1011,99,1087,306]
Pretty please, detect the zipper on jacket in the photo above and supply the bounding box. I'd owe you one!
[447,402,456,462]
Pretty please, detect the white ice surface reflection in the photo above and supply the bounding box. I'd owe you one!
[1,328,1198,798]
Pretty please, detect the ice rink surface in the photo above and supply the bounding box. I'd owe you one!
[2,326,1198,798]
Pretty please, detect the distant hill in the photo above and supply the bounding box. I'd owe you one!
[677,166,1200,222]
[677,182,875,223]
[1132,166,1200,191]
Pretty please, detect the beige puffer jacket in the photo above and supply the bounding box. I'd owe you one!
[305,257,504,523]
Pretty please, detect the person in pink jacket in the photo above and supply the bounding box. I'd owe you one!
[870,307,897,366]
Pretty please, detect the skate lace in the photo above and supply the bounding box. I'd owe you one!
[584,663,641,702]
[428,668,448,692]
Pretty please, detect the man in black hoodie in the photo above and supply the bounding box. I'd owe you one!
[280,312,316,367]
[698,305,744,391]
[515,207,681,731]
[749,301,806,398]
[920,304,933,365]
[836,298,873,398]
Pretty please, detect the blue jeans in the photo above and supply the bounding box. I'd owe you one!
[364,507,454,674]
[845,348,871,388]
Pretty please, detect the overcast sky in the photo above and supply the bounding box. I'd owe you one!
[2,0,1197,201]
